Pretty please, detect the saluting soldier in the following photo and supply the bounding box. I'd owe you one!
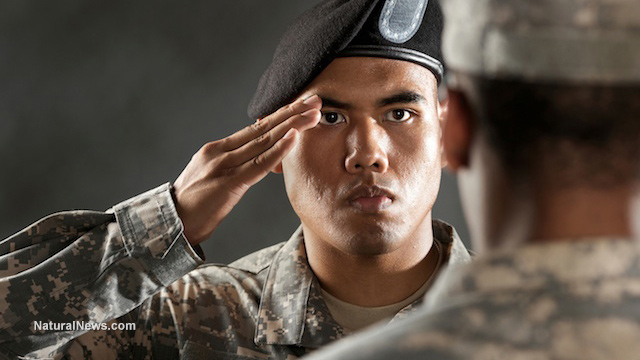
[0,0,470,359]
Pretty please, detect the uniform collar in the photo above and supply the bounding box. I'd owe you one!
[254,226,351,348]
[254,221,472,347]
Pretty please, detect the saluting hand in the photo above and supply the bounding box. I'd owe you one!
[172,95,322,245]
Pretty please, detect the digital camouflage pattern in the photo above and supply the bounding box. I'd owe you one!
[0,183,470,359]
[306,238,640,360]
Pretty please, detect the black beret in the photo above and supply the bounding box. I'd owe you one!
[248,0,444,119]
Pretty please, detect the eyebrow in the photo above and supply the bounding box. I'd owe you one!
[319,91,427,110]
[377,91,426,107]
[320,96,353,110]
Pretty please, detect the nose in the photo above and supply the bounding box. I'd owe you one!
[344,119,389,174]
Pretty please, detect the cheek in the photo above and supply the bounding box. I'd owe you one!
[394,126,441,176]
[392,126,442,202]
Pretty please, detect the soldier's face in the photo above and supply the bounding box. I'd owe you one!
[280,57,444,255]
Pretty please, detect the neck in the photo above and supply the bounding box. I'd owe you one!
[465,134,636,250]
[531,184,633,241]
[304,218,438,307]
[488,183,634,249]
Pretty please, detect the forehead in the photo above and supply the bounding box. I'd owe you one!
[300,57,438,102]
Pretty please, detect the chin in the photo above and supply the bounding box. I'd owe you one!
[339,226,404,256]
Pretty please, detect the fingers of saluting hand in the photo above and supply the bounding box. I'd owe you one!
[235,127,300,187]
[223,108,321,168]
[221,94,322,152]
[171,95,321,245]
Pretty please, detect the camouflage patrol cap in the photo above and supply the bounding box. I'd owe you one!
[248,0,444,119]
[441,0,640,83]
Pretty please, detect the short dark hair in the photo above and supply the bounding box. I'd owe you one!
[456,74,640,187]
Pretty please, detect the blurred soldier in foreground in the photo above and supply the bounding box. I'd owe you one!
[305,0,640,359]
[0,0,470,359]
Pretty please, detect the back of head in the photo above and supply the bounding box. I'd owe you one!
[441,0,640,187]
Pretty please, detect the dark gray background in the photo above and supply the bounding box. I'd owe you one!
[0,0,469,263]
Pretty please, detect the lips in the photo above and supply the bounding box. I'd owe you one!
[347,185,395,213]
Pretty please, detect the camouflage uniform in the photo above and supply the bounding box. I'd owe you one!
[305,238,640,360]
[0,183,470,359]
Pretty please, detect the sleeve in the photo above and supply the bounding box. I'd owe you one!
[0,183,204,359]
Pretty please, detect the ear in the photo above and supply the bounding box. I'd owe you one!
[442,89,473,171]
[438,98,449,168]
[438,97,449,123]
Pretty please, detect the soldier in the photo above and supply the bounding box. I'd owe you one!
[0,0,470,359]
[304,0,640,359]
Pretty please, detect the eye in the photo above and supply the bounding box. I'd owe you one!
[319,111,346,125]
[383,109,413,122]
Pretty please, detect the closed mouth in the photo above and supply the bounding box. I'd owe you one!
[347,185,395,212]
